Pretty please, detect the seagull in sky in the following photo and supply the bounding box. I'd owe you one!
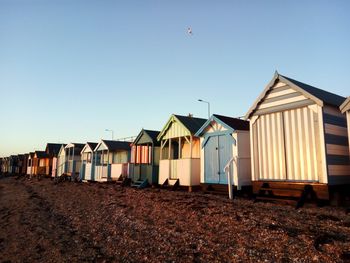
[187,27,193,36]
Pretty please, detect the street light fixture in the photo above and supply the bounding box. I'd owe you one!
[198,99,210,118]
[105,129,114,140]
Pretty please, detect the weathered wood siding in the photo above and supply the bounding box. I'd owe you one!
[251,80,327,183]
[323,105,350,184]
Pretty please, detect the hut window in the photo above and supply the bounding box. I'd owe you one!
[87,153,91,163]
[96,153,101,165]
[102,152,108,165]
[113,151,128,164]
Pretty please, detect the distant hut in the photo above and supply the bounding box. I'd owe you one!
[26,152,35,176]
[58,143,85,178]
[9,155,18,174]
[2,157,9,174]
[80,142,98,181]
[245,72,349,203]
[33,151,50,176]
[340,97,350,154]
[195,114,251,192]
[94,140,131,182]
[129,129,161,187]
[17,154,28,175]
[157,114,207,191]
[44,143,64,177]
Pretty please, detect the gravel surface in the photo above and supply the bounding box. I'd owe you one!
[1,175,350,262]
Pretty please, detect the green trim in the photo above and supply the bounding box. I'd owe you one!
[157,115,191,141]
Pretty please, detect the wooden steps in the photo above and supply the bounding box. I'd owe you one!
[115,175,131,187]
[255,182,316,208]
[162,179,179,190]
[131,179,149,189]
[202,184,229,196]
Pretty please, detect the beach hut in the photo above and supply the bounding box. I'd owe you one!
[1,158,7,174]
[56,145,66,177]
[17,154,27,175]
[8,155,18,174]
[129,129,161,186]
[340,97,350,154]
[56,143,84,178]
[157,114,207,191]
[26,152,35,176]
[94,140,131,182]
[0,158,4,174]
[195,114,251,192]
[33,151,50,176]
[245,72,349,203]
[80,142,98,181]
[44,143,64,177]
[20,154,29,175]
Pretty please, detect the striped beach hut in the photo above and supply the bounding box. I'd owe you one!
[129,129,161,186]
[340,97,350,154]
[245,72,349,203]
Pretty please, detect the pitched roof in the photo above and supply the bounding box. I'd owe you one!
[144,130,160,142]
[245,72,346,119]
[35,151,49,158]
[46,143,64,156]
[340,97,350,113]
[65,143,85,153]
[174,115,207,134]
[213,114,250,131]
[87,142,98,150]
[133,129,160,145]
[100,140,131,151]
[281,75,345,107]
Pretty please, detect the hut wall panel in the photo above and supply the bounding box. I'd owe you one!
[163,121,190,139]
[84,163,93,180]
[324,123,348,137]
[323,106,350,184]
[283,107,319,181]
[251,102,323,182]
[181,138,200,158]
[253,112,286,180]
[110,163,129,178]
[200,137,205,183]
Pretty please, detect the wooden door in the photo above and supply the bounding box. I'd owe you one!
[204,136,220,183]
[218,135,233,184]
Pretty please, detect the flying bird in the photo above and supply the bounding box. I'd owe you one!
[187,27,193,35]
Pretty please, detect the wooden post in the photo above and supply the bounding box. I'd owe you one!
[178,137,181,159]
[160,141,163,160]
[168,138,172,160]
[168,138,172,179]
[107,150,110,180]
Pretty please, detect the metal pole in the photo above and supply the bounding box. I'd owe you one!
[198,99,210,118]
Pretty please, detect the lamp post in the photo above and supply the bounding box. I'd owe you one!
[198,99,210,118]
[105,129,114,140]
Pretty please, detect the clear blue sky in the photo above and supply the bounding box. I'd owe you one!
[1,0,349,157]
